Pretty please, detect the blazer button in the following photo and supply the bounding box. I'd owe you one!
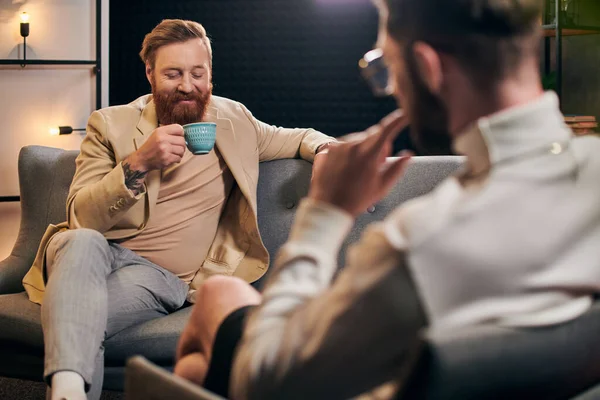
[285,201,295,209]
[367,206,376,213]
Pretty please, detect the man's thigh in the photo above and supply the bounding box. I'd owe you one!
[105,245,190,338]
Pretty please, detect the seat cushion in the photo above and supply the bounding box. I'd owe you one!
[0,291,191,368]
[0,292,43,347]
[104,306,191,366]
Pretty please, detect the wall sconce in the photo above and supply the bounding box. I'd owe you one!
[20,12,30,36]
[19,12,30,67]
[49,126,86,136]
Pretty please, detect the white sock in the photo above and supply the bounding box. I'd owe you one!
[50,371,86,400]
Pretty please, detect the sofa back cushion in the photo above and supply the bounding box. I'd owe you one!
[7,146,78,283]
[255,156,464,286]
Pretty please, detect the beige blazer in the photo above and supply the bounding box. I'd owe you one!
[22,94,333,304]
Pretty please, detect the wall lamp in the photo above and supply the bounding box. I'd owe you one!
[49,126,86,136]
[20,12,30,67]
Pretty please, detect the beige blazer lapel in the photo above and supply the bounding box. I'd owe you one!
[135,98,158,144]
[205,106,253,205]
[134,99,160,228]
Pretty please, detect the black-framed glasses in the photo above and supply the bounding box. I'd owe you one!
[359,48,393,97]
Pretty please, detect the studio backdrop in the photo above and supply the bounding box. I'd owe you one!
[109,0,415,151]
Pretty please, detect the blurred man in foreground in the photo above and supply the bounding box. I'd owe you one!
[176,1,600,398]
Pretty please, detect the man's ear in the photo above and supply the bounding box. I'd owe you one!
[412,41,443,94]
[145,63,153,86]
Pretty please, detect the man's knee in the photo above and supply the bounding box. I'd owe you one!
[50,228,107,251]
[192,276,261,335]
[174,353,209,385]
[197,276,261,309]
[47,228,110,276]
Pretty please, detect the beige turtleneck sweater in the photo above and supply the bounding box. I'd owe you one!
[120,147,233,282]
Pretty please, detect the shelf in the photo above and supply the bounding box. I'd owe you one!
[542,23,600,37]
[543,28,600,36]
[0,59,97,66]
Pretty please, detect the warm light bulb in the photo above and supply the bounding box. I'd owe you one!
[49,127,60,136]
[20,12,30,23]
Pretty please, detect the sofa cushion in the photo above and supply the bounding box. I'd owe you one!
[104,306,192,366]
[0,291,191,367]
[343,156,463,266]
[254,156,464,287]
[0,292,43,347]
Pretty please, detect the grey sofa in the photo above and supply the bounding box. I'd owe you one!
[0,145,463,392]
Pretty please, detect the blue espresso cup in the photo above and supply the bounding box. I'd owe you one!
[182,122,217,155]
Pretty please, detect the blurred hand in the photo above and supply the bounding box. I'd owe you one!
[127,124,186,172]
[309,110,411,217]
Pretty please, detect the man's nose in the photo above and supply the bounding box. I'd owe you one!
[178,75,193,93]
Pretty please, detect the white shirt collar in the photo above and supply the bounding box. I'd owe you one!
[453,92,571,177]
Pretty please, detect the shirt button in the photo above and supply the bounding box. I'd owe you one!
[550,142,564,155]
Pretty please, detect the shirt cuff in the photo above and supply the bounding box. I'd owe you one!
[300,133,337,162]
[315,141,336,154]
[287,198,354,254]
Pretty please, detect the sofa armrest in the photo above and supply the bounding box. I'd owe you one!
[126,356,227,400]
[0,146,80,295]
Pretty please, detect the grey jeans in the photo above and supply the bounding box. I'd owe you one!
[42,228,189,399]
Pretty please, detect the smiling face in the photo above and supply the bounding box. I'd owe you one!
[147,38,213,126]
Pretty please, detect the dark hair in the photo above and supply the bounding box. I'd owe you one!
[377,0,543,83]
[140,19,212,69]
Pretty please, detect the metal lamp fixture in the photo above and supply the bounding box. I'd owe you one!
[49,126,86,136]
[19,12,29,67]
[20,12,29,37]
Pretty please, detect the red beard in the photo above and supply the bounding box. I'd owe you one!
[153,83,213,126]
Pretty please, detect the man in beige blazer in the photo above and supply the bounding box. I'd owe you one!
[24,19,334,400]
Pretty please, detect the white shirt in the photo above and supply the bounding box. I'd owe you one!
[231,93,600,399]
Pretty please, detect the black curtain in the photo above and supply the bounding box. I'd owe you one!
[110,0,415,151]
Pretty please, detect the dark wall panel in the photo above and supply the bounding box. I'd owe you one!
[110,0,413,150]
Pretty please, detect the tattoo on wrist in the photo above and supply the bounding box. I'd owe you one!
[122,161,148,196]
